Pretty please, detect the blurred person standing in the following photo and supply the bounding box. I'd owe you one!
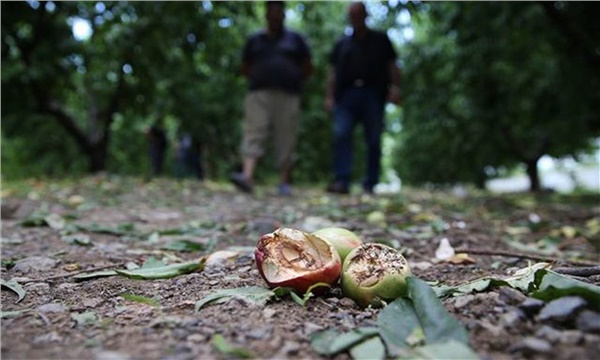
[230,0,312,196]
[147,124,168,176]
[324,2,401,194]
[175,131,203,180]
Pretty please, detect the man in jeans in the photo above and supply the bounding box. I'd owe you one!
[324,2,401,194]
[230,1,312,196]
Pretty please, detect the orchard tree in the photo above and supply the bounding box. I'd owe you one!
[396,2,600,191]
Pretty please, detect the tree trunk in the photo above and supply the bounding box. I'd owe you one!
[88,144,108,173]
[525,158,541,192]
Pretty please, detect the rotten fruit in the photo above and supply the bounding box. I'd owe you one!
[255,228,342,294]
[341,243,411,308]
[312,227,363,262]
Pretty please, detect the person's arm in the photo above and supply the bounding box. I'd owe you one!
[387,60,402,105]
[324,68,336,112]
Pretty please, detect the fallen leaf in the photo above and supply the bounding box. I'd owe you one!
[195,286,277,312]
[115,259,205,280]
[44,213,66,230]
[120,293,160,307]
[212,334,254,359]
[63,263,80,272]
[1,279,27,303]
[71,311,98,327]
[446,253,476,265]
[349,335,386,360]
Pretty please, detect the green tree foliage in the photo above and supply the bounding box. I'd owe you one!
[396,2,600,191]
[1,1,348,181]
[1,1,260,177]
[5,1,598,191]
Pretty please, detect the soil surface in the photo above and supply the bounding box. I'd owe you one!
[1,176,599,360]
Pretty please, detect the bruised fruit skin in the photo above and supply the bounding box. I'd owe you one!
[341,243,411,308]
[255,228,342,294]
[312,227,363,262]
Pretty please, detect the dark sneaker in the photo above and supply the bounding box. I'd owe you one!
[230,172,253,193]
[326,181,350,194]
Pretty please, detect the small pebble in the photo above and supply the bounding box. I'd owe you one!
[538,296,587,322]
[558,330,584,345]
[262,308,277,319]
[535,325,562,343]
[95,350,132,360]
[577,310,600,333]
[186,333,207,343]
[498,286,527,305]
[452,295,475,309]
[500,310,524,328]
[38,303,68,313]
[13,256,59,273]
[511,337,552,354]
[519,297,545,316]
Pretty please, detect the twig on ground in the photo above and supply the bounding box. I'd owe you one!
[20,263,125,284]
[454,247,598,267]
[552,266,600,277]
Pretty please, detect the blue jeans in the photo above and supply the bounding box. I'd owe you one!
[332,87,385,190]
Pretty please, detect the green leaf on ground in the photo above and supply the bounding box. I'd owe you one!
[532,269,600,310]
[115,259,204,280]
[377,298,421,354]
[312,277,473,359]
[212,334,254,359]
[432,262,550,297]
[62,234,93,246]
[20,213,48,227]
[311,327,379,356]
[120,293,160,307]
[349,335,386,360]
[73,270,117,281]
[71,311,98,327]
[310,329,341,355]
[407,277,470,345]
[195,286,276,312]
[398,340,480,359]
[140,256,166,269]
[1,279,27,303]
[44,213,66,230]
[74,222,137,236]
[1,308,32,319]
[161,239,205,252]
[274,282,331,307]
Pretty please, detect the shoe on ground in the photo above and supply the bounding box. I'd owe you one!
[230,172,253,193]
[326,181,350,194]
[278,183,292,197]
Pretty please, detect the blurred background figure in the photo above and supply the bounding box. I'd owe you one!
[147,124,168,176]
[324,2,401,195]
[230,0,313,196]
[175,132,203,180]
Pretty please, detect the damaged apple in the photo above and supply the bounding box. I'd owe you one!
[312,227,363,261]
[255,228,342,294]
[341,243,411,308]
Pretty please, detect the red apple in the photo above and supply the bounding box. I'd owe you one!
[341,243,411,308]
[312,227,363,262]
[255,228,342,294]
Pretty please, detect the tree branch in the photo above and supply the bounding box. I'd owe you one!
[538,2,600,71]
[455,247,598,267]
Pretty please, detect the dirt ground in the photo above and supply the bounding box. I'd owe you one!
[1,176,599,360]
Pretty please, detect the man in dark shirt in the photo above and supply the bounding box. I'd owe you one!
[325,2,401,194]
[230,1,312,196]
